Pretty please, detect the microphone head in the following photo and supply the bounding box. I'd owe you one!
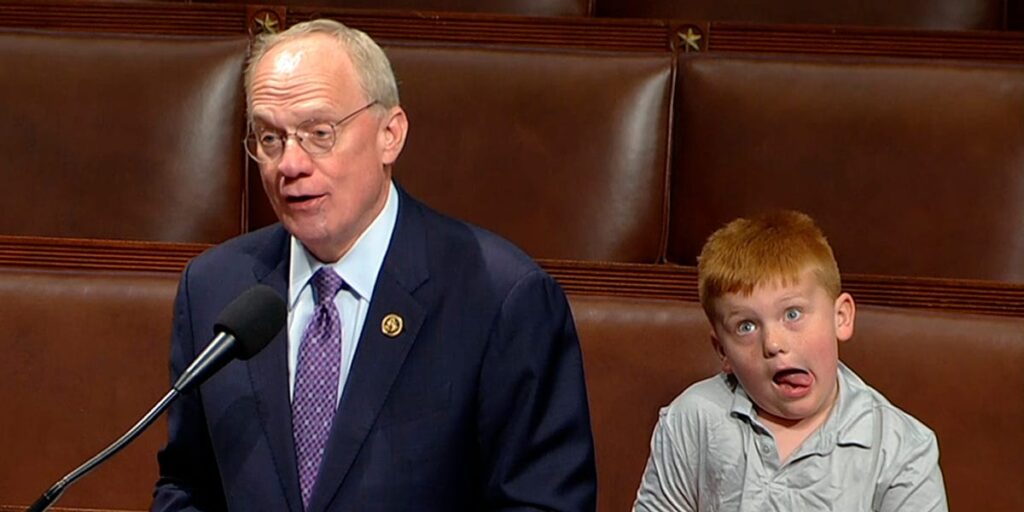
[213,285,286,360]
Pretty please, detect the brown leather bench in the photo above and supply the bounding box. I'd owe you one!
[2,18,1024,512]
[0,27,247,509]
[0,29,248,243]
[0,268,178,508]
[573,294,1024,511]
[669,52,1024,282]
[252,42,674,263]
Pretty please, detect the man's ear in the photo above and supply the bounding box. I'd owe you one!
[379,105,408,166]
[710,330,732,374]
[834,292,856,343]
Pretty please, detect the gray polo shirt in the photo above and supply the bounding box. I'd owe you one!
[634,363,947,511]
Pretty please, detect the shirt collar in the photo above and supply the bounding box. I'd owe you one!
[728,362,876,454]
[829,362,876,448]
[287,181,399,310]
[728,374,758,421]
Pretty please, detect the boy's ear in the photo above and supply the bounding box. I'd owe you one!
[834,292,856,343]
[710,330,733,373]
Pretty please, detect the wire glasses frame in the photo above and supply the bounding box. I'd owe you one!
[244,100,378,163]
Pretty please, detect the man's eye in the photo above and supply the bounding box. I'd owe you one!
[258,132,282,145]
[737,321,756,334]
[784,308,802,321]
[307,126,334,140]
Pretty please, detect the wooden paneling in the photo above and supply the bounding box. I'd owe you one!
[2,2,1022,62]
[2,235,1020,318]
[706,21,1024,61]
[0,0,247,35]
[0,236,207,273]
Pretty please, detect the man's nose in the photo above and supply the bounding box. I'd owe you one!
[275,137,314,178]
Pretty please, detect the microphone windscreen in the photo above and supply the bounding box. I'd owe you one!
[213,285,287,360]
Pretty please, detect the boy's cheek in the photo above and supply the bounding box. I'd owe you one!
[721,357,733,374]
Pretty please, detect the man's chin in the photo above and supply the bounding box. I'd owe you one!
[282,220,327,246]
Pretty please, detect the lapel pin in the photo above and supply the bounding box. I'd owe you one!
[381,313,404,338]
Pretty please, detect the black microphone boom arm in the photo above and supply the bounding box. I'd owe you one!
[27,388,180,512]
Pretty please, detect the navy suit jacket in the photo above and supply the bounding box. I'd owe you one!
[153,189,597,511]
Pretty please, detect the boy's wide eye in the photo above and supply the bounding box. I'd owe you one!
[737,320,756,335]
[784,308,802,321]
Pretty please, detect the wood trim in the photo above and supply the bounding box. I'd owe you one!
[299,8,674,51]
[0,238,1019,317]
[706,21,1024,61]
[540,259,1024,317]
[0,0,247,35]
[3,2,1020,62]
[0,236,208,273]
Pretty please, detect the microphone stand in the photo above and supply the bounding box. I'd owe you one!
[27,389,180,512]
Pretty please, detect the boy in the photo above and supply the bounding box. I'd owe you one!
[634,210,947,511]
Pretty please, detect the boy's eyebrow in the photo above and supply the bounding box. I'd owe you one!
[718,307,754,322]
[775,293,807,304]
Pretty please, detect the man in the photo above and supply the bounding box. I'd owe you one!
[153,19,596,512]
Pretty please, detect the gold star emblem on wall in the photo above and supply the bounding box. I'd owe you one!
[254,12,280,34]
[679,27,702,52]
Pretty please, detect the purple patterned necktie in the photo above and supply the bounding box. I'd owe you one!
[292,267,344,509]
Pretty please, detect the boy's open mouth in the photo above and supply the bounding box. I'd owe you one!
[773,369,812,397]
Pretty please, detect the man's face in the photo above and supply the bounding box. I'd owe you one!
[710,268,855,428]
[248,34,406,262]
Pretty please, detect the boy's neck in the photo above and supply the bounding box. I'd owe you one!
[756,380,839,463]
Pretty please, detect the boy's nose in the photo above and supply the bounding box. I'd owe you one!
[762,325,790,357]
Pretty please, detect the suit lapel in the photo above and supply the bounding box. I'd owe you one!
[309,190,430,512]
[246,226,304,512]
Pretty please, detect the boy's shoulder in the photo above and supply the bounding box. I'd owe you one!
[659,373,738,429]
[651,374,757,467]
[837,364,938,448]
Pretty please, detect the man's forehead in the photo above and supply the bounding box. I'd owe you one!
[269,47,305,76]
[258,35,347,79]
[249,38,359,117]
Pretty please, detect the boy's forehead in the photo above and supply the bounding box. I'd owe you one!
[712,269,825,312]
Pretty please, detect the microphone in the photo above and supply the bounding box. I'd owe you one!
[175,284,287,393]
[26,284,286,512]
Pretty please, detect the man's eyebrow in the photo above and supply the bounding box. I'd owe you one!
[250,109,338,127]
[249,113,276,126]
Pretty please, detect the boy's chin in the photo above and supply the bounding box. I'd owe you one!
[757,397,833,427]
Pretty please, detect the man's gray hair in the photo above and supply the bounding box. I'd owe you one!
[245,19,400,114]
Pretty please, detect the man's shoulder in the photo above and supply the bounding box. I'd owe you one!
[188,223,286,277]
[403,192,543,285]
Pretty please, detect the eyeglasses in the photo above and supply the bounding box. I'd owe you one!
[244,100,378,162]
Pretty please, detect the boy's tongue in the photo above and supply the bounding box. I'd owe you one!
[774,369,812,388]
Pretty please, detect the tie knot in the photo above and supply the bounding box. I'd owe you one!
[311,267,344,306]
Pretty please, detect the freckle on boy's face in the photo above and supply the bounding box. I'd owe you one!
[711,268,855,428]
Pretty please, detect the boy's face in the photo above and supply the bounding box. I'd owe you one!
[710,267,855,428]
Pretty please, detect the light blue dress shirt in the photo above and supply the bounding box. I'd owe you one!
[286,182,399,403]
[634,362,948,511]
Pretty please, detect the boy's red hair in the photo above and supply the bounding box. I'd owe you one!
[697,210,841,318]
